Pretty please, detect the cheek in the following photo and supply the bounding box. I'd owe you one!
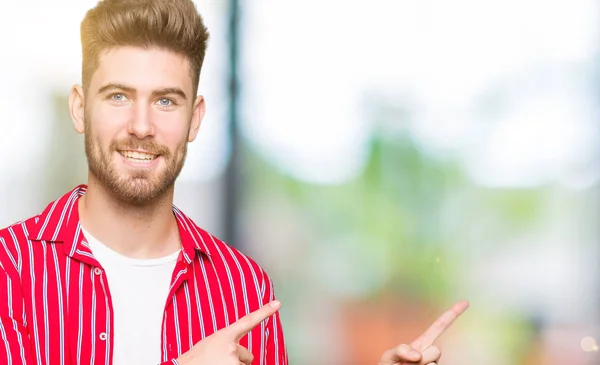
[87,108,127,145]
[93,105,130,129]
[153,112,191,145]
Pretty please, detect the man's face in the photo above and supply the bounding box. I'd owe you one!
[77,46,203,205]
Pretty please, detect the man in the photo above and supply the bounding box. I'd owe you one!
[0,0,467,364]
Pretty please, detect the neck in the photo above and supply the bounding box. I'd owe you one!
[78,174,181,259]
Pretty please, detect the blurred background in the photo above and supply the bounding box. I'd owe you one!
[1,0,599,364]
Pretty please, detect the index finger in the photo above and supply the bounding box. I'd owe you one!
[411,300,469,350]
[225,300,281,341]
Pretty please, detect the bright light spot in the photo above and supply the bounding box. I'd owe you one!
[581,336,598,352]
[178,109,229,183]
[243,0,599,186]
[242,2,374,184]
[464,92,597,188]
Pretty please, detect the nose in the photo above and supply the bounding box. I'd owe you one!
[127,101,155,139]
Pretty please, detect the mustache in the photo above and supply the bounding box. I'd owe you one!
[110,138,171,157]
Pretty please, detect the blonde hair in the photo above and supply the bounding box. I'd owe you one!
[80,0,209,95]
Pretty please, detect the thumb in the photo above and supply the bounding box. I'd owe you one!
[381,344,422,364]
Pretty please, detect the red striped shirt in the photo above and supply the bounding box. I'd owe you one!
[0,185,287,365]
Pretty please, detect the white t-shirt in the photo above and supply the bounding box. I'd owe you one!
[81,227,180,365]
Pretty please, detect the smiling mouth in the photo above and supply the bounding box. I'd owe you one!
[118,150,159,162]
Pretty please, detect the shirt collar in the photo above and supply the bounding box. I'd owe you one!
[172,205,212,261]
[27,184,212,260]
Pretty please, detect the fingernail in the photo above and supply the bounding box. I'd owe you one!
[270,300,281,309]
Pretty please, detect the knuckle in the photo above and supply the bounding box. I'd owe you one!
[398,343,412,353]
[226,342,238,355]
[423,345,442,363]
[435,319,448,330]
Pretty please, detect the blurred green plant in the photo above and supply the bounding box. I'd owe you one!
[243,101,548,305]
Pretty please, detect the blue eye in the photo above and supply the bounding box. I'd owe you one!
[158,98,173,107]
[111,93,127,103]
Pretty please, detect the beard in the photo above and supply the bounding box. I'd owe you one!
[84,118,188,206]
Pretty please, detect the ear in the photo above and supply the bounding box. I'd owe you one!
[69,84,86,134]
[188,95,206,142]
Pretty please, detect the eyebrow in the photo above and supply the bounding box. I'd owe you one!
[98,83,134,95]
[97,83,188,100]
[153,87,187,100]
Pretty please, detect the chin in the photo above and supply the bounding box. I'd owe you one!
[90,158,180,205]
[106,177,169,206]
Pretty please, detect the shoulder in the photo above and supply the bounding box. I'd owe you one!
[0,214,40,274]
[176,209,274,295]
[0,186,82,274]
[0,216,37,237]
[201,223,269,278]
[200,229,277,302]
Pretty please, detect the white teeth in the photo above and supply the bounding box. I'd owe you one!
[120,150,157,161]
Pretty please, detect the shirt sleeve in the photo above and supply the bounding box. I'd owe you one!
[262,270,288,365]
[0,264,35,365]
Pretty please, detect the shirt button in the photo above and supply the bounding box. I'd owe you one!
[99,332,107,341]
[94,268,102,275]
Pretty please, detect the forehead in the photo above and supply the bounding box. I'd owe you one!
[90,46,193,94]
